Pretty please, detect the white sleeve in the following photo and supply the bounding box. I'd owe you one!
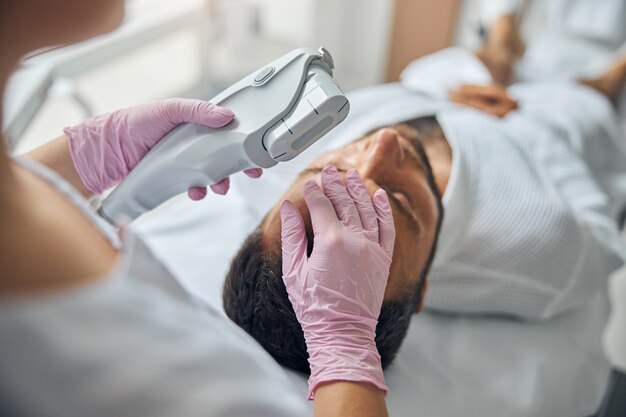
[0,278,309,417]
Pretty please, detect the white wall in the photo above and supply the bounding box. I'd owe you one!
[311,0,394,90]
[207,0,394,91]
[8,0,395,152]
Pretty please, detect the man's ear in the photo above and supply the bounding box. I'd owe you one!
[415,280,429,313]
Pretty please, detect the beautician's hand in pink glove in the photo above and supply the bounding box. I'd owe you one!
[280,165,395,411]
[64,99,262,199]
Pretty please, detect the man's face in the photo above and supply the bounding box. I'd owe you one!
[262,126,442,303]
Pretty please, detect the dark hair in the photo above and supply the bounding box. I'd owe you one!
[223,229,426,374]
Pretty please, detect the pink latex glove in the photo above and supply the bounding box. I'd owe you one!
[280,165,395,399]
[64,99,263,199]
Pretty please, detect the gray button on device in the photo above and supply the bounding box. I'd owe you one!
[254,66,275,84]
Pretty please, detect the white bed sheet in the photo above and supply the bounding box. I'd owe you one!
[131,186,612,417]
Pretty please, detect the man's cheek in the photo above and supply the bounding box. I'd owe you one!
[388,223,407,280]
[415,281,429,313]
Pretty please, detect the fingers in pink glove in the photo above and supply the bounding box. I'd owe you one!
[159,99,235,128]
[244,168,263,178]
[187,187,208,201]
[372,189,395,258]
[346,169,379,242]
[187,169,262,200]
[187,179,230,201]
[283,171,393,400]
[210,177,230,195]
[280,200,309,279]
[321,166,363,230]
[303,180,342,237]
[66,98,237,195]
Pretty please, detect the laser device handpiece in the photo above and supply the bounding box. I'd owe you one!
[99,47,349,224]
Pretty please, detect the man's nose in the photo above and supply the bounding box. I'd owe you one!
[364,129,405,176]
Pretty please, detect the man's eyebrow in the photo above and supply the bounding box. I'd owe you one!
[382,186,420,232]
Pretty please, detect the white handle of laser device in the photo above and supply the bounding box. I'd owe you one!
[98,47,349,224]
